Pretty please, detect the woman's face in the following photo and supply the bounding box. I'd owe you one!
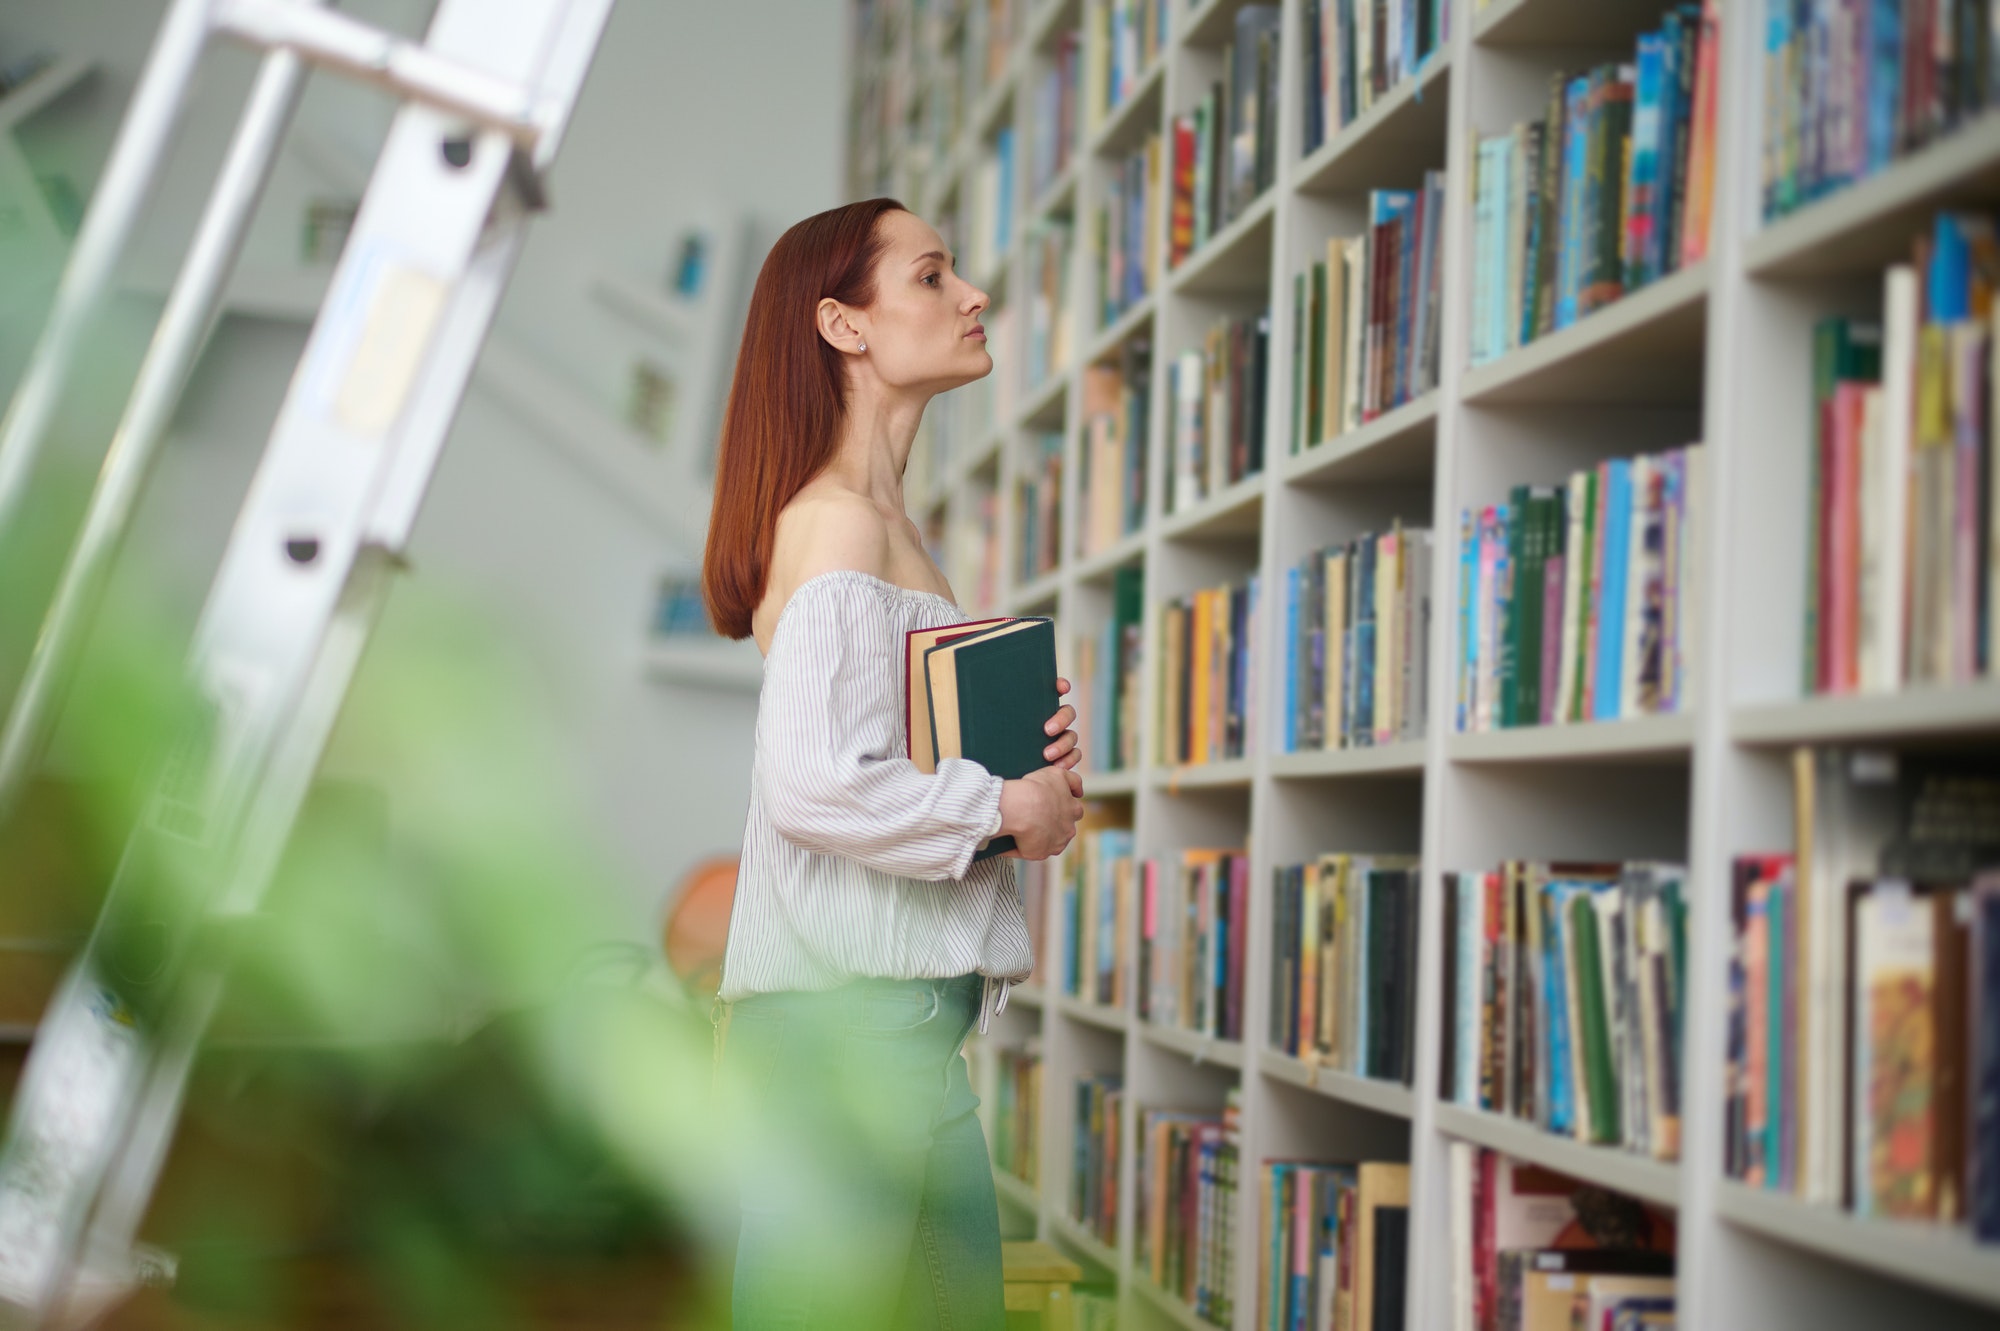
[841,211,992,395]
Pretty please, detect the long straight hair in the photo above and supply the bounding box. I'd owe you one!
[701,198,907,640]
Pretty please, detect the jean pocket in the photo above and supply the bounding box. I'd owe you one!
[846,983,939,1038]
[718,1004,787,1096]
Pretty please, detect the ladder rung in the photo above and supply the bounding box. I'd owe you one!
[211,0,550,148]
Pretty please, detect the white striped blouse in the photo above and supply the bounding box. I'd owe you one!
[717,569,1034,1031]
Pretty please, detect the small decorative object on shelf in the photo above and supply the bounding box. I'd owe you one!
[626,360,678,447]
[301,198,358,263]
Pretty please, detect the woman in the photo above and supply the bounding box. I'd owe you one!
[701,197,1087,1331]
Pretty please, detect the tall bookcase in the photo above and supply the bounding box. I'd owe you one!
[846,0,2000,1328]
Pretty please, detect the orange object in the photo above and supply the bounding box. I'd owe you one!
[663,856,738,999]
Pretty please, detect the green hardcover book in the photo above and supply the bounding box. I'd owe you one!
[923,616,1061,861]
[1111,565,1145,765]
[1309,260,1328,446]
[1568,467,1599,722]
[1569,889,1622,1145]
[1501,484,1529,727]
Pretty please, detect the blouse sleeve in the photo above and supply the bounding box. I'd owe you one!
[754,574,1007,881]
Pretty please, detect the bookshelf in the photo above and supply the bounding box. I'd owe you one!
[848,0,2000,1328]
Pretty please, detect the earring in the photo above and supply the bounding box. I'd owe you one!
[858,341,866,352]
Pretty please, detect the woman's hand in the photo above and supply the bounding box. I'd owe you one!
[1042,675,1081,771]
[996,766,1085,860]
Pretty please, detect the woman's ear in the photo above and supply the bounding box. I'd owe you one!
[816,297,866,354]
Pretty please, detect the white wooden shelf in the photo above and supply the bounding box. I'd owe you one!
[641,639,762,693]
[1159,471,1264,542]
[1136,1020,1245,1069]
[1459,262,1709,406]
[1470,0,1683,47]
[1049,1210,1120,1273]
[0,56,94,134]
[1053,993,1128,1034]
[1269,740,1426,779]
[993,1164,1039,1213]
[1084,289,1156,365]
[1445,713,1696,764]
[1132,1270,1220,1331]
[1280,392,1440,487]
[1731,681,2000,746]
[1085,56,1165,161]
[1152,758,1254,791]
[1255,1048,1416,1119]
[1078,766,1140,797]
[1295,54,1451,196]
[1433,1103,1679,1209]
[1168,189,1277,297]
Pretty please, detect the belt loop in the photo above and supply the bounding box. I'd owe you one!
[976,975,993,1035]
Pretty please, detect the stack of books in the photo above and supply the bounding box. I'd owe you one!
[1016,430,1062,586]
[1026,217,1074,387]
[1300,0,1448,158]
[1268,854,1422,1084]
[1290,175,1447,453]
[1168,310,1272,514]
[1072,1071,1125,1246]
[1259,1159,1410,1331]
[1282,524,1434,753]
[1442,861,1690,1162]
[1763,4,2000,220]
[1084,0,1169,129]
[1468,3,1720,364]
[1724,746,2000,1239]
[968,125,1016,281]
[1078,343,1152,557]
[1138,848,1252,1042]
[1074,564,1146,773]
[1157,576,1261,766]
[1800,213,2000,697]
[1446,1145,1677,1331]
[1140,1090,1242,1324]
[1031,27,1079,196]
[1062,819,1136,1008]
[1096,129,1163,328]
[1455,445,1704,734]
[1167,4,1282,270]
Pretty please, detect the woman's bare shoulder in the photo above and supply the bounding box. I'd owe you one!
[754,486,895,647]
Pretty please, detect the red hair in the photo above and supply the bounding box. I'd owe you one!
[702,197,909,639]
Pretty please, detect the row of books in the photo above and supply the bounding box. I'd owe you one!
[1026,217,1074,387]
[1096,130,1163,328]
[1062,821,1136,1008]
[942,483,1002,613]
[1723,746,2000,1240]
[1456,445,1704,735]
[981,1042,1040,1189]
[1762,0,2000,221]
[1300,0,1447,158]
[1032,28,1080,199]
[1076,564,1146,773]
[1269,855,1422,1085]
[1468,4,1719,364]
[1138,848,1252,1043]
[1801,213,2000,697]
[1290,175,1447,454]
[1281,524,1434,753]
[1020,857,1053,989]
[1442,860,1690,1162]
[1139,1092,1242,1325]
[1259,1159,1409,1331]
[1167,5,1282,271]
[1168,311,1272,514]
[1440,855,1688,1159]
[1085,0,1169,129]
[1157,576,1261,767]
[1072,1071,1125,1247]
[1016,430,1062,585]
[1447,1145,1677,1331]
[1078,340,1151,557]
[966,125,1017,282]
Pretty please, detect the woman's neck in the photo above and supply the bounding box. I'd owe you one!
[823,388,931,511]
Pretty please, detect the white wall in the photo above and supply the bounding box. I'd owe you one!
[0,0,848,941]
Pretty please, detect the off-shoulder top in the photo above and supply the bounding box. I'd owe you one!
[717,570,1034,1031]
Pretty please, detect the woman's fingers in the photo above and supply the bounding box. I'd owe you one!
[1064,768,1084,797]
[1055,675,1071,696]
[1043,727,1080,762]
[1043,702,1076,736]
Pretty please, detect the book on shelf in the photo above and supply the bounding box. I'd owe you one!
[1096,128,1163,327]
[1259,1158,1409,1331]
[1167,5,1281,268]
[1762,0,1997,221]
[1799,212,2000,696]
[1020,857,1054,988]
[1725,746,2000,1239]
[1300,0,1449,158]
[1032,27,1080,197]
[1456,444,1704,735]
[1140,1089,1242,1324]
[1441,860,1689,1162]
[945,483,1002,612]
[1290,174,1446,453]
[1076,563,1145,773]
[1269,854,1421,1084]
[906,615,1060,860]
[1468,4,1718,364]
[1072,1071,1124,1246]
[1078,342,1152,557]
[1283,524,1433,752]
[968,125,1016,281]
[1169,309,1272,513]
[1062,814,1136,1006]
[1026,218,1074,387]
[1138,847,1251,1042]
[1157,575,1261,766]
[1016,430,1063,586]
[974,1038,1041,1189]
[1446,1144,1677,1331]
[1085,0,1168,130]
[972,0,1017,92]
